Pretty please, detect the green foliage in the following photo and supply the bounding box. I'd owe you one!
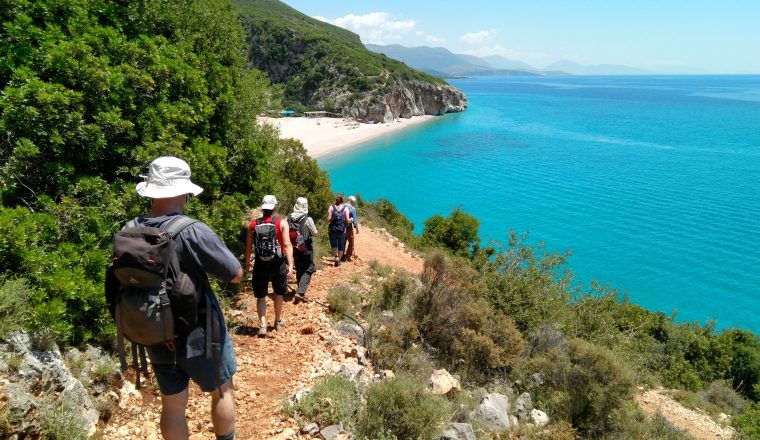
[527,338,636,437]
[0,0,331,347]
[735,402,760,440]
[377,270,415,311]
[358,197,419,247]
[271,138,333,217]
[283,375,359,429]
[0,278,33,337]
[38,401,87,440]
[357,375,452,440]
[727,329,760,401]
[326,286,361,318]
[422,207,480,257]
[480,231,574,334]
[600,402,692,440]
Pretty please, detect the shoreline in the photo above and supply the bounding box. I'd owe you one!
[259,115,436,158]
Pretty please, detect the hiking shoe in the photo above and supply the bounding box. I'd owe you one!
[294,292,307,303]
[334,258,341,267]
[274,319,286,330]
[257,326,267,338]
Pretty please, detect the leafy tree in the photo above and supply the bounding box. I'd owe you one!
[422,207,480,256]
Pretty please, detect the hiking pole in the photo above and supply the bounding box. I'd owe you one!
[306,298,374,368]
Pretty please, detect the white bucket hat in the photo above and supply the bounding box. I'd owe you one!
[261,195,277,210]
[135,156,203,199]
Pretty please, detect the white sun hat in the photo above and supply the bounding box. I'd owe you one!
[135,156,204,199]
[261,194,278,210]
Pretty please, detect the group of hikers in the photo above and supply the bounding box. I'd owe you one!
[108,156,360,440]
[241,191,359,338]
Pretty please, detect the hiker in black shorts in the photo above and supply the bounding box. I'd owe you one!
[288,197,318,302]
[243,195,294,337]
[327,193,351,266]
[132,156,242,440]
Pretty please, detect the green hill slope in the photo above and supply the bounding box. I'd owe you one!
[233,0,467,122]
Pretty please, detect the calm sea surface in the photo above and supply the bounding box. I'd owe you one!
[320,75,760,333]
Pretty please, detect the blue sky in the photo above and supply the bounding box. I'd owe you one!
[281,0,760,73]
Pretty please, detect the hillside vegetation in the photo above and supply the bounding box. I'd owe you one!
[233,0,467,122]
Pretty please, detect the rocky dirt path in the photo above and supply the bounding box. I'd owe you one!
[635,387,736,440]
[100,227,422,439]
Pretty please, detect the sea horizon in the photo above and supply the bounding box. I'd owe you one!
[321,74,760,334]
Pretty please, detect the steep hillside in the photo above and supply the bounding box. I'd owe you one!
[234,0,467,122]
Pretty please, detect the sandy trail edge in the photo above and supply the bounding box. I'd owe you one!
[635,388,736,440]
[100,227,422,439]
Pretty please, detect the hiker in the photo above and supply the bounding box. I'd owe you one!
[288,197,318,302]
[243,195,294,337]
[129,156,242,440]
[342,195,360,262]
[326,193,351,266]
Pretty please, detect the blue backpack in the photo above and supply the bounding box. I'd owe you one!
[329,204,346,233]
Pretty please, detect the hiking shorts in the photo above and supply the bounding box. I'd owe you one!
[252,258,288,298]
[329,230,346,252]
[151,335,237,395]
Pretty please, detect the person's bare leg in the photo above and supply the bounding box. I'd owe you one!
[160,388,189,440]
[210,380,236,438]
[274,294,284,323]
[257,297,267,328]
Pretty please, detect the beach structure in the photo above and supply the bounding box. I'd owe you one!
[304,111,341,118]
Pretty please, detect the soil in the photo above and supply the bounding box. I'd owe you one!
[635,387,736,440]
[100,226,422,439]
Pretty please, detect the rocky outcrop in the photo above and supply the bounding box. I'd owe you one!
[345,80,467,123]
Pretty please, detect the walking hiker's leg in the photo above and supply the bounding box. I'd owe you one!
[257,297,267,327]
[159,388,189,440]
[274,294,284,322]
[344,228,354,261]
[210,379,236,439]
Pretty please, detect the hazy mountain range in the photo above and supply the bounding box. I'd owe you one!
[366,44,662,77]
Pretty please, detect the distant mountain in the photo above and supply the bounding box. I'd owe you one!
[482,55,535,71]
[366,44,543,77]
[544,60,651,75]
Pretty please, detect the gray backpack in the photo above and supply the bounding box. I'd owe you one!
[106,216,201,387]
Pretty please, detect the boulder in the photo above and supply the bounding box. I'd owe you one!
[470,393,511,432]
[440,422,476,440]
[320,423,354,440]
[515,392,533,421]
[429,369,461,395]
[301,422,319,436]
[333,322,365,343]
[530,409,550,427]
[338,360,364,383]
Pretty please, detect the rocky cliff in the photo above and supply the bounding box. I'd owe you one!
[345,80,467,123]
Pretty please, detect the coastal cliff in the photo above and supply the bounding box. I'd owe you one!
[346,80,467,123]
[234,0,467,123]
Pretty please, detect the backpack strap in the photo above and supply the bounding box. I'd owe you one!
[163,215,199,238]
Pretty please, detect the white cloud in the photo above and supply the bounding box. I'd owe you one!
[317,12,416,44]
[425,35,446,44]
[460,29,497,45]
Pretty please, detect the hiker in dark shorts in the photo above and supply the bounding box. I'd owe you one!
[134,156,242,440]
[342,195,360,262]
[327,193,351,267]
[288,197,318,302]
[243,195,294,337]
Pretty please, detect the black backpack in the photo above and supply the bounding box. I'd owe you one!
[105,216,221,388]
[252,217,283,262]
[330,204,346,233]
[288,216,309,253]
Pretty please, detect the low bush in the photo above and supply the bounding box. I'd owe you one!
[283,375,359,429]
[38,401,88,440]
[422,208,480,257]
[0,278,33,338]
[527,338,636,437]
[700,380,747,415]
[369,260,392,278]
[735,402,760,440]
[325,286,361,317]
[357,375,452,440]
[377,270,415,311]
[601,402,692,440]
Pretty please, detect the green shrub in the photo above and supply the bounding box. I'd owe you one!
[38,401,87,440]
[700,380,747,415]
[422,207,480,257]
[726,329,760,401]
[326,286,361,317]
[369,260,393,278]
[357,375,452,440]
[378,270,415,311]
[528,338,636,437]
[0,278,33,337]
[735,402,760,440]
[283,375,358,429]
[600,402,692,440]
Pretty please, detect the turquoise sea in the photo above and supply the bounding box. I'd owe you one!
[320,75,760,333]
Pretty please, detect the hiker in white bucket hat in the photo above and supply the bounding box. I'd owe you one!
[130,156,241,440]
[136,156,204,198]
